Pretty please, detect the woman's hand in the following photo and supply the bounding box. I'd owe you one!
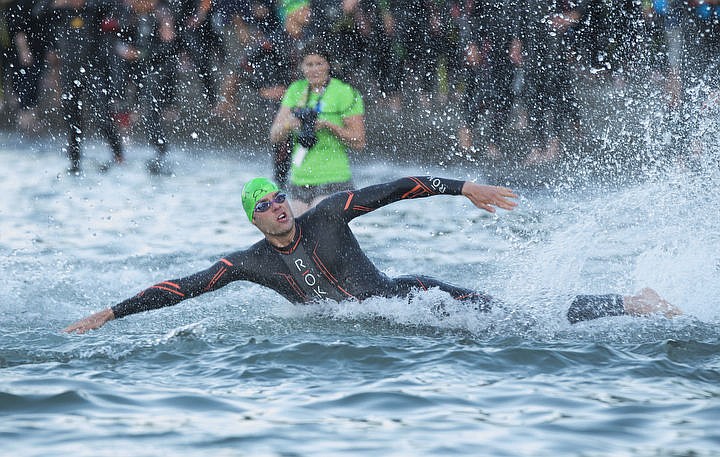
[316,115,365,150]
[269,105,300,144]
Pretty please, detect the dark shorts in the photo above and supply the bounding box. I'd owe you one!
[288,181,354,204]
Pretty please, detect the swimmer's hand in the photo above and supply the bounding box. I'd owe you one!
[63,308,115,334]
[623,288,682,318]
[462,182,518,213]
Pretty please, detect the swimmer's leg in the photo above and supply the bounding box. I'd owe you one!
[392,275,495,312]
[567,288,682,324]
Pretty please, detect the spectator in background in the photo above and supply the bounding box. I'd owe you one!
[212,0,253,119]
[662,0,718,160]
[269,39,365,214]
[575,0,646,77]
[454,0,519,161]
[217,0,292,186]
[166,0,222,109]
[279,0,312,44]
[393,0,448,108]
[5,0,49,132]
[363,0,399,111]
[515,0,584,166]
[217,0,291,104]
[634,0,683,105]
[309,0,373,85]
[216,0,320,187]
[1,0,14,115]
[365,0,434,111]
[215,0,295,185]
[684,0,720,83]
[34,0,125,174]
[115,0,176,175]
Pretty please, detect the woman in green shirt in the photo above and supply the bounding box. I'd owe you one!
[270,39,366,214]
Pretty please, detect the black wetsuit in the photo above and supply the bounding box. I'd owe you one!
[112,176,625,323]
[34,0,124,170]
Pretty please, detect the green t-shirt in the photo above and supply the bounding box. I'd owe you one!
[278,0,308,24]
[281,78,365,186]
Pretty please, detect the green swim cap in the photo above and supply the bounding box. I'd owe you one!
[242,177,280,221]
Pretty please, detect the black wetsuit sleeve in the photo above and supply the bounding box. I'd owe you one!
[329,176,466,222]
[111,256,246,319]
[567,294,625,324]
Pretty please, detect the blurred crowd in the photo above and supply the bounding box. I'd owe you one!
[0,0,718,166]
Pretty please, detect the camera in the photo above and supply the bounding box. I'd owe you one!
[291,107,318,149]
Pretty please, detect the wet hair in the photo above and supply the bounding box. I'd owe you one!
[299,38,333,65]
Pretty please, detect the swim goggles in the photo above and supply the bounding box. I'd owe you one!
[254,193,287,214]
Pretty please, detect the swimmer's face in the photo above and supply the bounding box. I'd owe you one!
[301,54,330,88]
[252,191,294,237]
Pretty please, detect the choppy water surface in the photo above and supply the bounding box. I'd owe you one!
[1,130,719,457]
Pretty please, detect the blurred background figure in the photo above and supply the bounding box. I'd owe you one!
[683,0,720,83]
[309,0,373,86]
[0,0,12,114]
[214,0,294,185]
[34,0,125,174]
[166,0,222,110]
[114,0,176,175]
[454,0,519,162]
[388,0,448,109]
[5,0,50,133]
[515,0,584,166]
[279,0,311,39]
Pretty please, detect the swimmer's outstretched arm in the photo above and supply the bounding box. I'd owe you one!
[567,288,682,323]
[328,177,519,223]
[64,250,256,334]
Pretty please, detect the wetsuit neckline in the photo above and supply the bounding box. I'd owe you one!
[270,222,302,255]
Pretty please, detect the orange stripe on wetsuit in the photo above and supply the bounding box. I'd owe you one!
[110,176,472,319]
[343,191,373,213]
[401,177,437,200]
[204,258,234,291]
[311,241,356,300]
[275,272,307,300]
[148,281,184,297]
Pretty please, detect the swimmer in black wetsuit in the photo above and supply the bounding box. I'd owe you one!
[64,176,681,333]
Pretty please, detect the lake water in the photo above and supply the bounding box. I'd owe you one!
[1,124,719,457]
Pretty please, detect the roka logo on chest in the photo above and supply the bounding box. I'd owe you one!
[294,258,328,299]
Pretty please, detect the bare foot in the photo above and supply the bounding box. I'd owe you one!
[486,142,502,160]
[623,288,682,318]
[458,126,472,151]
[17,109,38,132]
[523,147,545,166]
[544,137,560,161]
